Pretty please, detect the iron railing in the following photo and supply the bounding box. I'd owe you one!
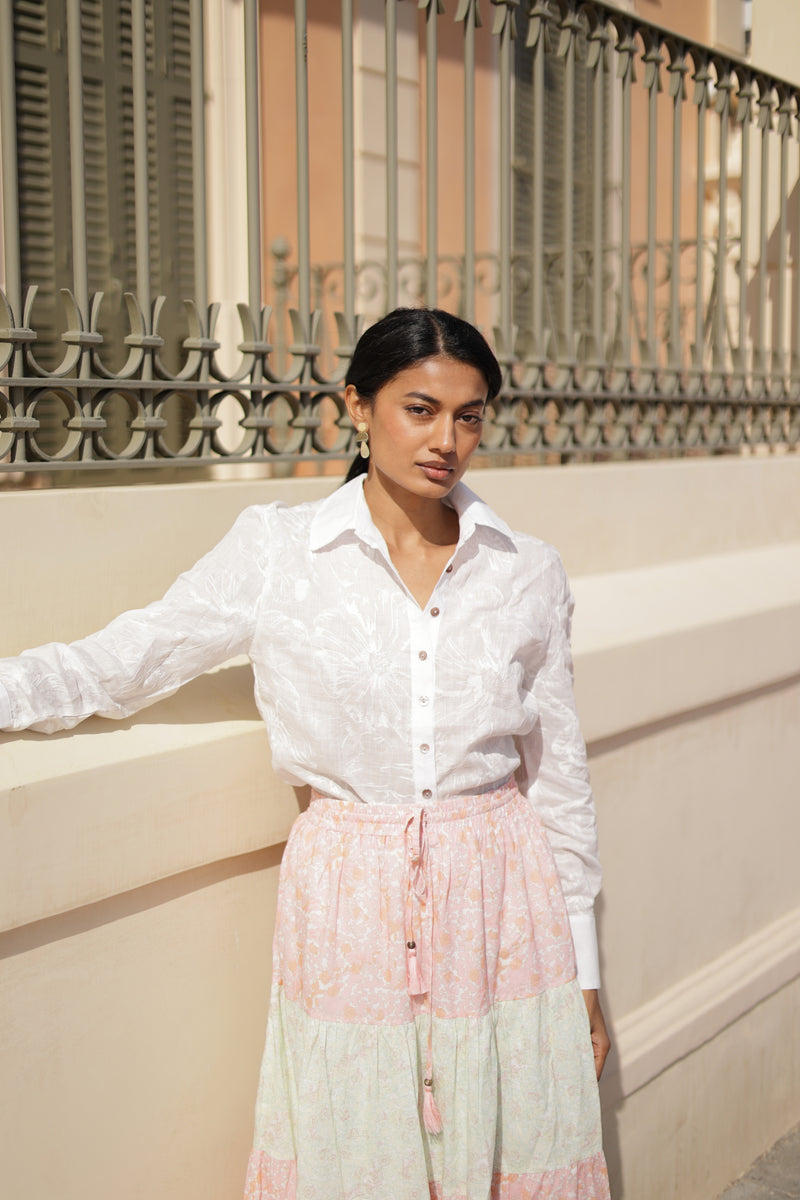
[1,0,799,474]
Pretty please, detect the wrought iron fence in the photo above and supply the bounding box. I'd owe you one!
[1,0,799,475]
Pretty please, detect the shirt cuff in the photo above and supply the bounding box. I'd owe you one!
[568,911,600,990]
[0,678,13,730]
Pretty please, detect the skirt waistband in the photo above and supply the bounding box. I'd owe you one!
[308,776,519,830]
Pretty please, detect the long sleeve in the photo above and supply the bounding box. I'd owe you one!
[516,552,602,988]
[0,506,269,734]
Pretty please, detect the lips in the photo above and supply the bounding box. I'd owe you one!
[418,462,454,481]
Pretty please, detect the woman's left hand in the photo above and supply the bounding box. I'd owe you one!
[582,989,610,1080]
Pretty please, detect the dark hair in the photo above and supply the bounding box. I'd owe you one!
[343,307,501,482]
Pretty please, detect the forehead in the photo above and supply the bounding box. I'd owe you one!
[383,355,488,401]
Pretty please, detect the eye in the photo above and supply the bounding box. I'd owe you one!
[459,411,484,426]
[406,404,432,416]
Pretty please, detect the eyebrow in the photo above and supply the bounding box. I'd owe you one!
[403,391,486,408]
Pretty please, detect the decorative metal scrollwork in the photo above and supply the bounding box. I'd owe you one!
[3,0,800,473]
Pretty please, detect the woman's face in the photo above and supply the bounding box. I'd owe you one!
[345,355,488,502]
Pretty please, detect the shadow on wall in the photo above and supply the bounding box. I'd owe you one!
[747,175,800,363]
[0,842,285,963]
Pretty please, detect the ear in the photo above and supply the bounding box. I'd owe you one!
[344,384,370,427]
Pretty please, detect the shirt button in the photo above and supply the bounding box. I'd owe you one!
[422,789,432,800]
[419,650,428,661]
[420,743,430,753]
[419,696,429,706]
[445,565,453,573]
[430,607,440,617]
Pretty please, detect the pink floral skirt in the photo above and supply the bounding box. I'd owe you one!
[244,780,610,1200]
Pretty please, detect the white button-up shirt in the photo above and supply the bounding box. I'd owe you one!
[0,477,602,985]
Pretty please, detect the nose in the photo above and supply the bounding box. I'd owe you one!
[429,413,456,454]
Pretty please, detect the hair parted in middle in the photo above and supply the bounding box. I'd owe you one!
[343,307,501,482]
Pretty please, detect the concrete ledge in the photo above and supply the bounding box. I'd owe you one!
[3,542,799,930]
[0,476,335,654]
[475,455,800,575]
[3,459,800,1200]
[602,974,800,1200]
[4,455,800,654]
[0,663,295,933]
[572,541,800,742]
[607,903,800,1101]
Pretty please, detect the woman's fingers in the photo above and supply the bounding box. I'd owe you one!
[582,988,611,1080]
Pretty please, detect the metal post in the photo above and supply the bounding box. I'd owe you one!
[295,0,311,324]
[66,0,89,318]
[190,0,208,314]
[386,0,399,309]
[131,0,152,317]
[0,0,22,318]
[646,43,659,368]
[531,15,544,360]
[738,81,752,376]
[775,94,789,383]
[793,123,800,379]
[756,93,771,380]
[341,0,355,326]
[715,77,729,374]
[591,37,605,363]
[498,9,512,346]
[66,0,94,463]
[620,40,632,366]
[669,54,684,373]
[462,0,476,322]
[244,0,262,315]
[693,64,708,371]
[425,0,438,309]
[562,24,575,362]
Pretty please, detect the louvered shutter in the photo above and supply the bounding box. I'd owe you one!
[512,17,535,336]
[14,0,70,375]
[513,11,604,356]
[13,0,195,378]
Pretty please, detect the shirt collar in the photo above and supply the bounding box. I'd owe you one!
[445,478,515,549]
[309,475,515,554]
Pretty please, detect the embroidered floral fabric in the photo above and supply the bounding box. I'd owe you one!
[244,784,609,1200]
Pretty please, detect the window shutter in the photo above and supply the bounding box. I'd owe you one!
[14,1,70,372]
[81,0,102,59]
[13,0,195,376]
[512,18,535,335]
[513,10,604,355]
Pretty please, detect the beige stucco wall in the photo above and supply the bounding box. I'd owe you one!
[2,455,800,1199]
[749,0,800,83]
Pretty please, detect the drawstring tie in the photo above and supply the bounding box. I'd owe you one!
[404,809,443,1136]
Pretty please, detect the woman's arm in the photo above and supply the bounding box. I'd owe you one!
[0,505,269,734]
[516,549,603,990]
[516,551,610,1077]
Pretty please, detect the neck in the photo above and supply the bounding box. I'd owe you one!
[362,469,459,550]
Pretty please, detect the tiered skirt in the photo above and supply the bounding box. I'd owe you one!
[244,781,610,1200]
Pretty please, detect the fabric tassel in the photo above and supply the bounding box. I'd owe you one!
[422,1078,443,1135]
[406,940,424,995]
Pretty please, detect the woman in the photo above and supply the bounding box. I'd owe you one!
[0,308,610,1199]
